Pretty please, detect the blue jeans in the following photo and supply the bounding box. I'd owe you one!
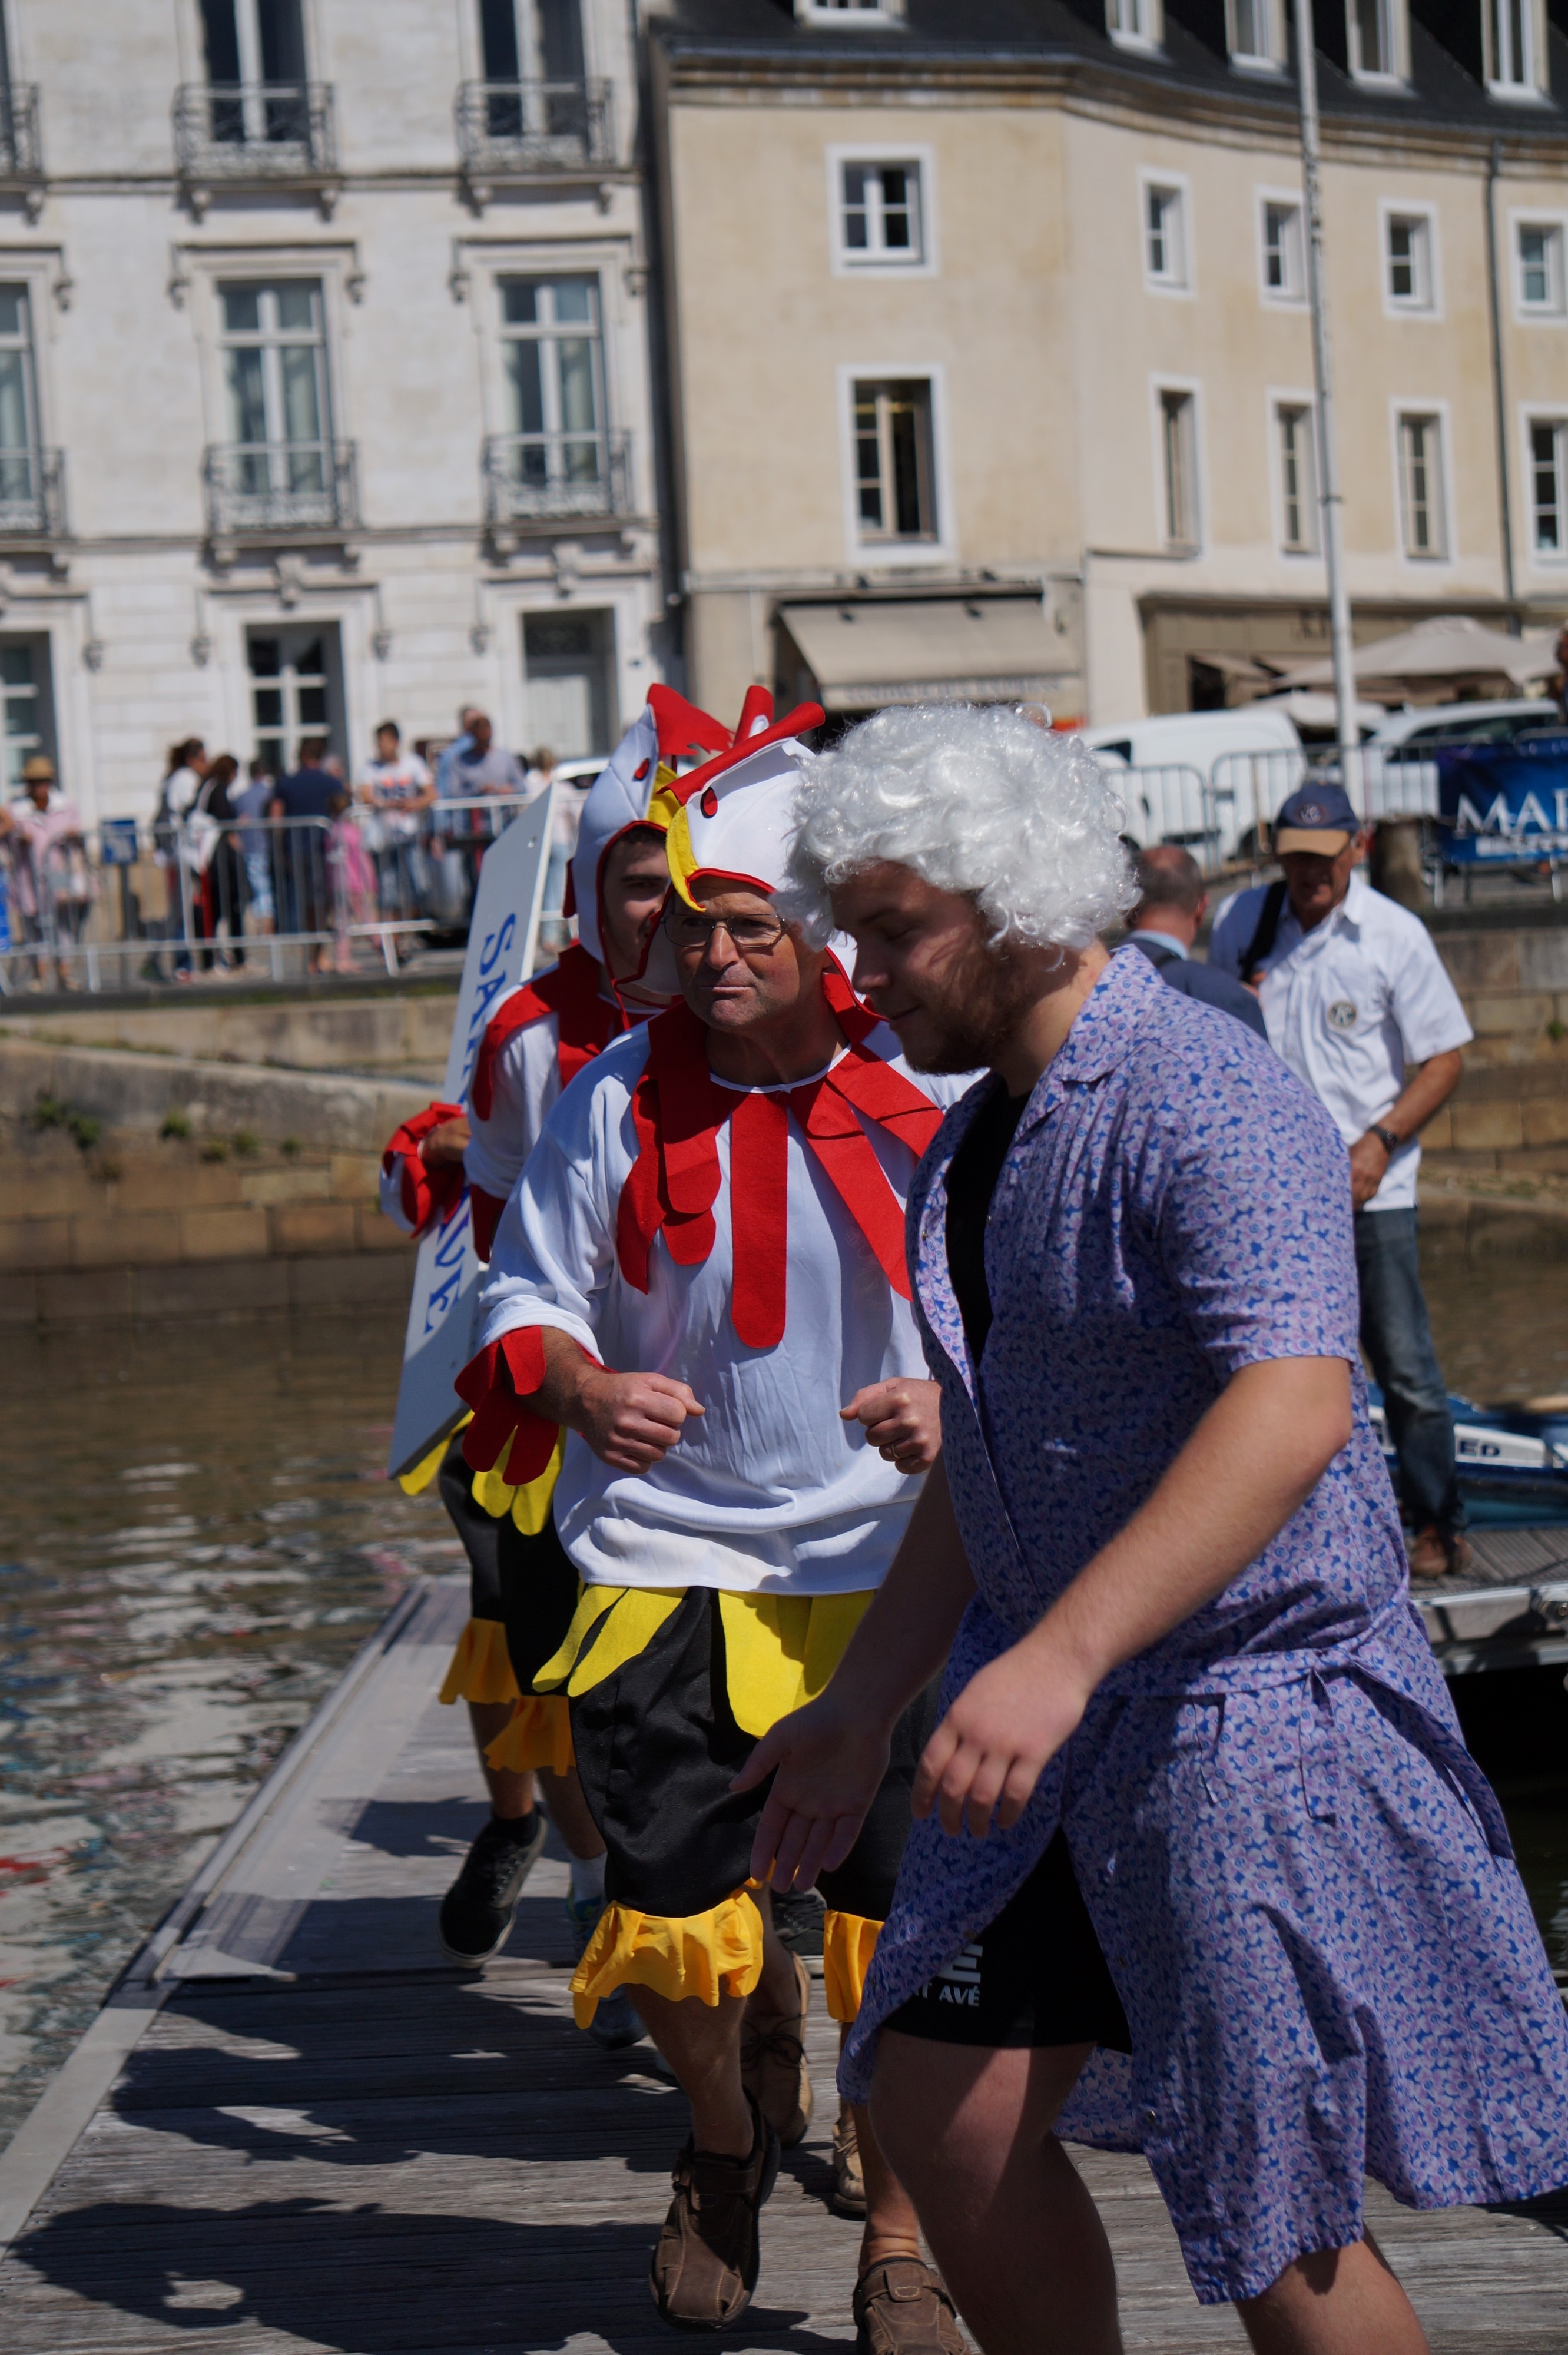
[1354,1208,1464,1533]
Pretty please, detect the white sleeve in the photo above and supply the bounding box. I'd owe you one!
[378,1160,417,1233]
[476,1049,638,1362]
[1385,920,1474,1063]
[463,1013,561,1199]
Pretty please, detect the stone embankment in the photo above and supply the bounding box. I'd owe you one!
[3,904,1568,1323]
[0,983,455,1322]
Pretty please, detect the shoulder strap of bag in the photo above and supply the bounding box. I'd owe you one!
[1239,878,1288,984]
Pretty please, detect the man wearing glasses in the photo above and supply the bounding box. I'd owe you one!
[458,696,972,2347]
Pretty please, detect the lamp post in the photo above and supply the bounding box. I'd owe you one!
[1293,0,1359,797]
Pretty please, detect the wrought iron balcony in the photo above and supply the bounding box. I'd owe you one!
[482,432,631,526]
[203,440,357,540]
[455,80,614,181]
[173,82,337,191]
[0,84,42,210]
[0,446,65,539]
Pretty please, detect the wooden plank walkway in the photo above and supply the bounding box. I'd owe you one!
[1,1577,1566,2353]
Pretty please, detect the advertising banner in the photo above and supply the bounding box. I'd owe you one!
[1437,739,1568,867]
[386,785,555,1478]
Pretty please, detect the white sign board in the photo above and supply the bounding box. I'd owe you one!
[386,785,555,1478]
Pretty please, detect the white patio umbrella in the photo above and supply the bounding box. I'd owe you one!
[1278,615,1560,699]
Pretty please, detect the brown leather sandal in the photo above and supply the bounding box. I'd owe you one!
[649,2093,781,2330]
[853,2257,970,2355]
[832,2095,867,2217]
[741,1948,814,2146]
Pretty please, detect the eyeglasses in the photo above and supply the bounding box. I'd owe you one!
[662,906,788,956]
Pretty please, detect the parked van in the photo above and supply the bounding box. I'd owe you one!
[1076,705,1304,861]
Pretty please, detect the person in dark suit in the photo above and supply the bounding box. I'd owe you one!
[1119,844,1269,1039]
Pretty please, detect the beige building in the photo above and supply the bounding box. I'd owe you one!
[649,0,1568,729]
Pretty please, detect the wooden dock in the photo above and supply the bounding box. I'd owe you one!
[1,1576,1566,2353]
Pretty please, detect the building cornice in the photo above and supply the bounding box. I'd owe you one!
[657,41,1568,168]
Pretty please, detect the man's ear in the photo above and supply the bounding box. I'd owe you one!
[1194,894,1209,927]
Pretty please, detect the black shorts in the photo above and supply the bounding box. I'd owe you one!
[436,1439,507,1623]
[566,1583,939,1923]
[438,1441,581,1674]
[883,1832,1131,2053]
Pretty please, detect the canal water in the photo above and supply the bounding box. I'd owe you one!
[2,1251,1567,2158]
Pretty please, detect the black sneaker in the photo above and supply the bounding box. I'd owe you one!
[437,1810,548,1965]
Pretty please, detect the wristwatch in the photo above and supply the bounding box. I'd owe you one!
[1370,1124,1401,1156]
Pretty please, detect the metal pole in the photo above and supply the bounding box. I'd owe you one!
[1483,138,1517,623]
[1293,0,1358,797]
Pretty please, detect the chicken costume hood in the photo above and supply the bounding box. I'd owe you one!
[564,684,731,964]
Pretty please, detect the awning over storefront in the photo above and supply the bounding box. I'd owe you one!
[778,597,1058,713]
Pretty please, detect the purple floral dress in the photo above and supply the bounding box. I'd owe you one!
[840,947,1568,2305]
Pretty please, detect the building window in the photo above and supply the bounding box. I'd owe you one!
[247,626,340,777]
[1261,199,1304,299]
[1529,420,1567,556]
[840,161,923,266]
[0,285,39,510]
[0,641,48,795]
[1348,0,1401,77]
[499,274,606,488]
[1397,413,1447,559]
[853,379,936,542]
[1486,0,1542,92]
[1158,389,1199,549]
[1276,403,1319,553]
[1517,221,1566,315]
[220,280,331,492]
[197,0,313,147]
[1227,0,1284,68]
[1144,182,1188,289]
[523,611,613,757]
[1108,0,1161,49]
[1385,211,1434,310]
[480,0,585,82]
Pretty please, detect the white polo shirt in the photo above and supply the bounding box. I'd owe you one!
[1209,869,1471,1212]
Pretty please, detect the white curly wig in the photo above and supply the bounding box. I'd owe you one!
[783,703,1136,950]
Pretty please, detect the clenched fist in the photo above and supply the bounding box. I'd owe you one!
[572,1367,705,1475]
[841,1376,943,1474]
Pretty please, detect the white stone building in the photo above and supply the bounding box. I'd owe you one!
[0,0,668,821]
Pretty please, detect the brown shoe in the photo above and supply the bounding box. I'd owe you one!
[853,2257,970,2355]
[741,1949,814,2147]
[832,2096,867,2218]
[1409,1525,1473,1581]
[650,2096,780,2330]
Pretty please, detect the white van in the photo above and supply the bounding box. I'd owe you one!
[1076,705,1305,860]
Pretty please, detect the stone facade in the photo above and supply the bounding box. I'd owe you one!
[0,0,669,824]
[650,0,1568,729]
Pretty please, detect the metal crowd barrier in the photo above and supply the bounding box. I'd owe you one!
[0,790,551,994]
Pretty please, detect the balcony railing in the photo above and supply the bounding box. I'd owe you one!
[0,83,42,188]
[203,440,357,539]
[174,82,336,183]
[455,79,614,178]
[0,446,65,538]
[482,431,631,525]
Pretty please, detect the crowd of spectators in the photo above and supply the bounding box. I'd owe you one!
[0,706,564,989]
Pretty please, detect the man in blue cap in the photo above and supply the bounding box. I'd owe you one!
[1209,781,1473,1578]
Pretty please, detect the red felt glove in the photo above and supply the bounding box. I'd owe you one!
[455,1326,598,1488]
[382,1101,466,1238]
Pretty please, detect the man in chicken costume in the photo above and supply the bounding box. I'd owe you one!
[379,688,730,2016]
[456,692,973,2344]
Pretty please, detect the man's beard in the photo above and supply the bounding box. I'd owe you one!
[904,933,1043,1073]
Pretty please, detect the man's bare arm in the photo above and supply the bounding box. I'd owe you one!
[737,1457,977,1892]
[1348,1047,1463,1209]
[530,1322,704,1476]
